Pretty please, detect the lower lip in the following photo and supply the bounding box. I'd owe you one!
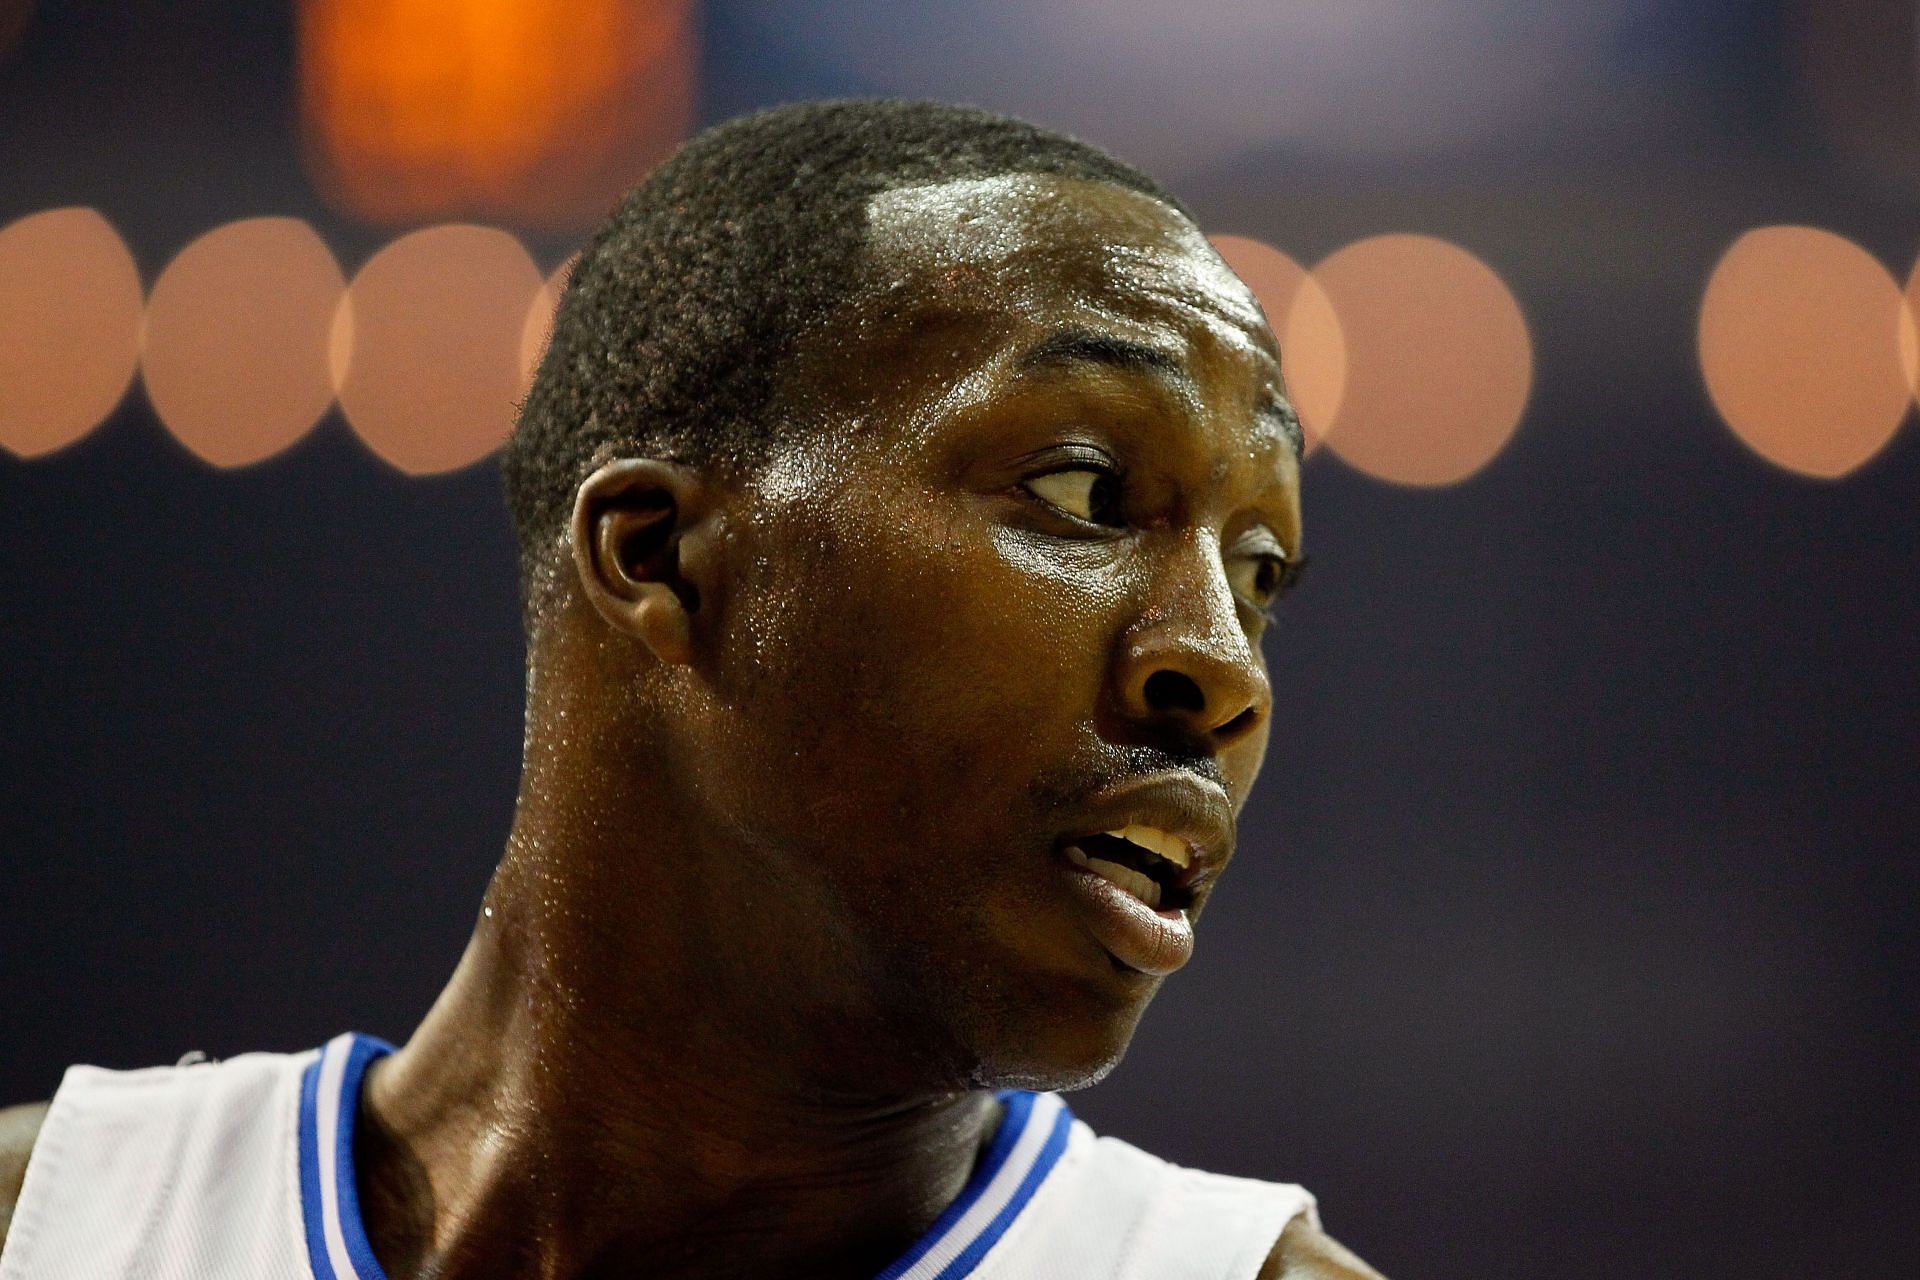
[1055,852,1195,976]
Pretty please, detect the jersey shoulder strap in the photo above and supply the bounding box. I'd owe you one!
[0,1049,1316,1280]
[976,1117,1318,1280]
[0,1048,315,1280]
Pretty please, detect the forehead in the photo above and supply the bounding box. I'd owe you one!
[801,174,1296,486]
[862,173,1272,359]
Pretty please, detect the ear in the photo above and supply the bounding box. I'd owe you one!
[569,458,715,666]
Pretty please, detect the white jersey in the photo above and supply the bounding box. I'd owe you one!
[0,1033,1317,1280]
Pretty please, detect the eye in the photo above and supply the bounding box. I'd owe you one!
[1023,467,1124,527]
[1226,550,1302,613]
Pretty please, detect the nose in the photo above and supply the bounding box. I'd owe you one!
[1114,542,1271,752]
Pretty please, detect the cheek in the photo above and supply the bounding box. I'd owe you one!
[719,495,1122,845]
[875,506,1123,744]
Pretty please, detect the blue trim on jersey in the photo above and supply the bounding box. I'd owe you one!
[302,1039,1070,1280]
[296,1053,337,1280]
[930,1099,1073,1280]
[332,1035,396,1280]
[297,1034,396,1280]
[871,1090,1054,1280]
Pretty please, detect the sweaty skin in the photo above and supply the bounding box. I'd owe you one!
[0,175,1381,1279]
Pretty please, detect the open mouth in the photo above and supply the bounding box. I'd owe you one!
[1060,826,1195,913]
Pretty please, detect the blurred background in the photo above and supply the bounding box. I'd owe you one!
[2,1,1916,1275]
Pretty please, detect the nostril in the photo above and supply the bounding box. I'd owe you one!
[1218,704,1260,739]
[1143,669,1206,716]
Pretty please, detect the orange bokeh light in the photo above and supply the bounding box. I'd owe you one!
[0,207,143,460]
[1313,234,1532,487]
[332,224,542,475]
[1208,234,1345,453]
[141,217,346,468]
[1699,226,1910,479]
[299,0,696,230]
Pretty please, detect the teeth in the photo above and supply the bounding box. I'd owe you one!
[1067,846,1162,909]
[1102,824,1192,869]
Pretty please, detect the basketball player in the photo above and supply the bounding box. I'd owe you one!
[0,101,1383,1279]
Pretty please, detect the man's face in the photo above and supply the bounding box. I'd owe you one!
[674,174,1301,1090]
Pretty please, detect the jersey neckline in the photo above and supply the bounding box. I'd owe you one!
[296,1032,1075,1280]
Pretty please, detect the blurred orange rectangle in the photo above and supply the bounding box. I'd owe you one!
[298,0,697,231]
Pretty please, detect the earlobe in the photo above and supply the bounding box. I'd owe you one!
[569,459,709,666]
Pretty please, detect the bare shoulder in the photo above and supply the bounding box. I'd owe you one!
[0,1101,52,1252]
[1257,1211,1387,1280]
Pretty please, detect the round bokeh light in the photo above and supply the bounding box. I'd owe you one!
[1699,226,1910,479]
[1313,234,1532,487]
[332,224,543,475]
[0,208,144,460]
[519,254,578,395]
[141,217,346,468]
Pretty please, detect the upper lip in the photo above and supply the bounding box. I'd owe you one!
[1054,771,1234,894]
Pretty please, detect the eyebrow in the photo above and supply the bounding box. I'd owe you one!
[1257,396,1305,457]
[1013,326,1303,457]
[1014,329,1186,381]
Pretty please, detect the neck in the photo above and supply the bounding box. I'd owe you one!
[357,789,1002,1280]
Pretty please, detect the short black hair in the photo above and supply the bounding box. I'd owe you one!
[502,98,1191,627]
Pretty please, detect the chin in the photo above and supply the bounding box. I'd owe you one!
[976,1050,1125,1095]
[952,972,1157,1094]
[882,894,1166,1095]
